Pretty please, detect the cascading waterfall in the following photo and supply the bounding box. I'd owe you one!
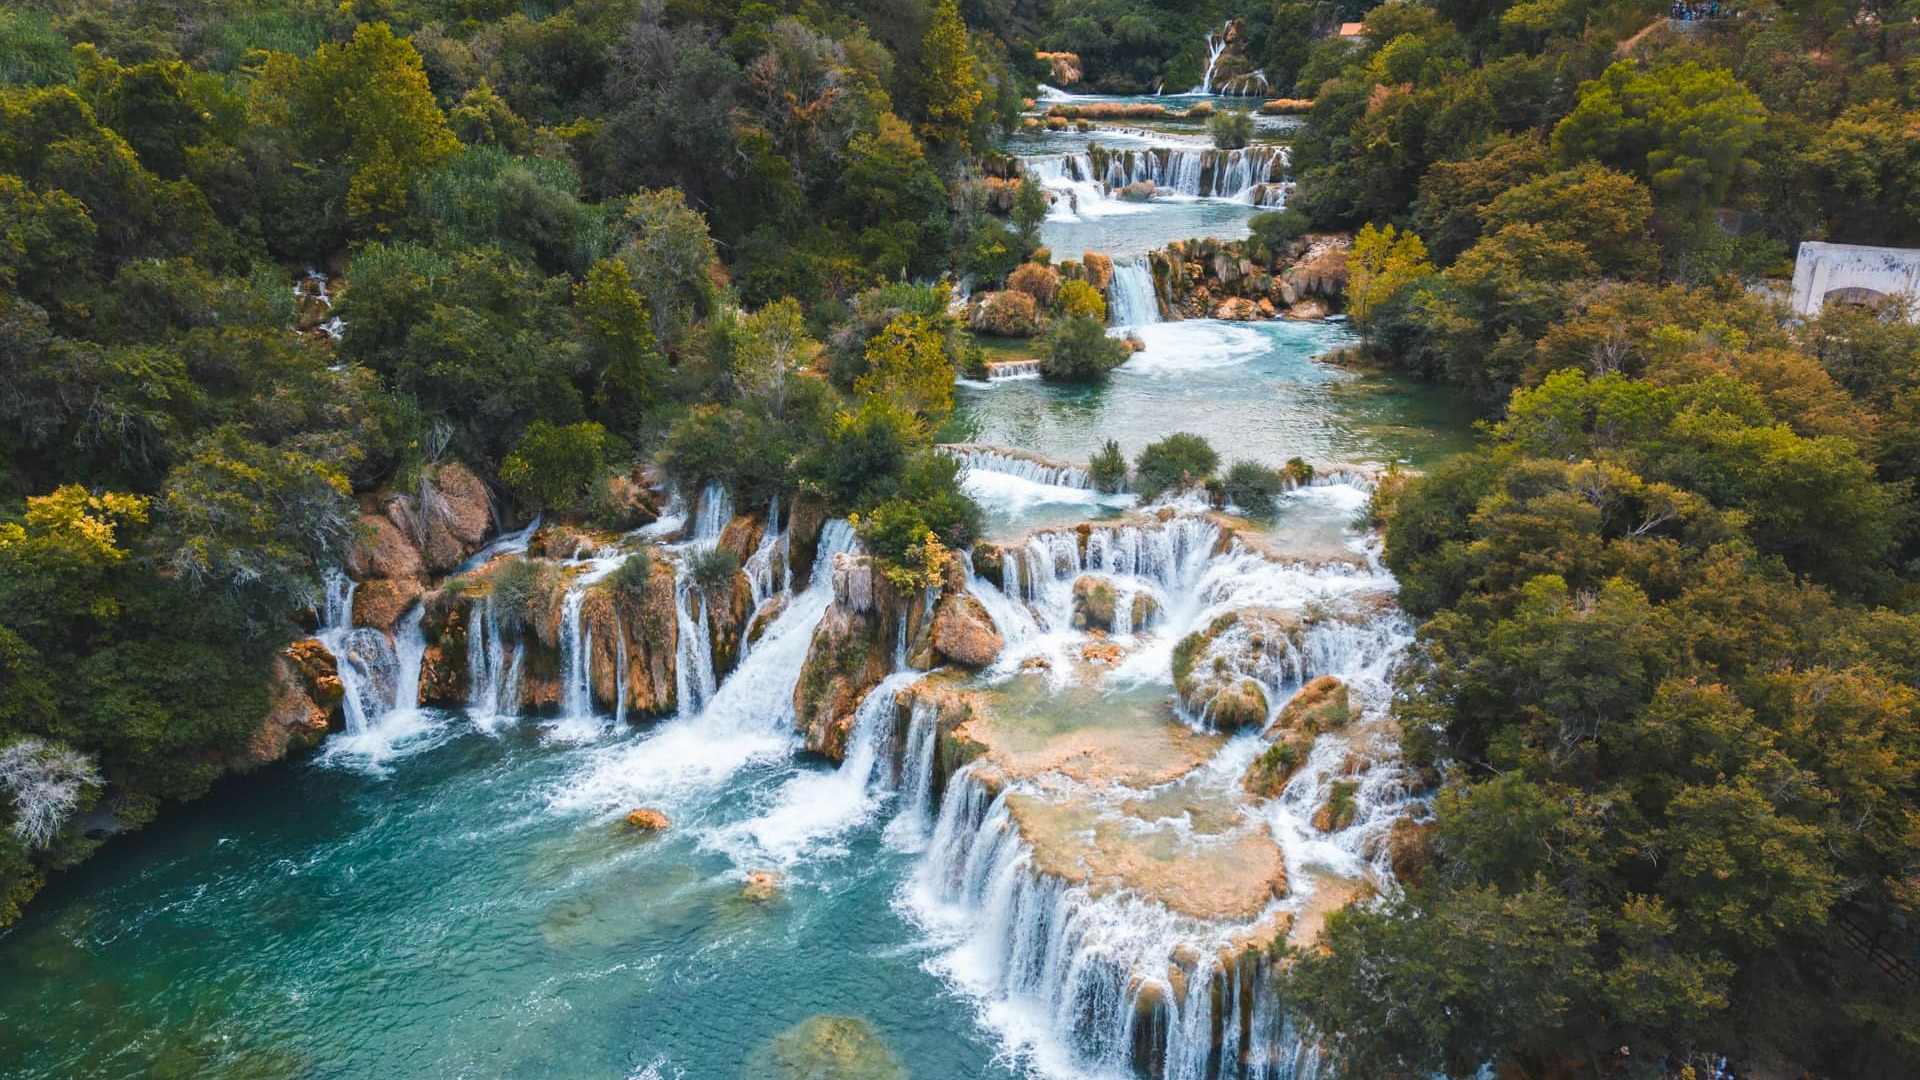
[987,360,1041,381]
[1194,24,1230,94]
[672,571,718,718]
[888,698,943,845]
[465,595,525,723]
[959,549,1039,647]
[741,497,787,609]
[556,558,623,733]
[908,765,1301,1079]
[691,480,733,547]
[1028,146,1287,210]
[1109,260,1163,327]
[317,569,406,734]
[943,447,1094,490]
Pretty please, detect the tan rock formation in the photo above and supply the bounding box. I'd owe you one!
[625,808,670,831]
[931,592,1004,668]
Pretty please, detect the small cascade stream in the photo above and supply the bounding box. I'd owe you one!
[1194,25,1229,94]
[1108,261,1162,327]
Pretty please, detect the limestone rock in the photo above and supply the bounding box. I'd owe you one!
[351,576,423,632]
[1210,296,1262,321]
[1241,733,1310,799]
[748,1015,905,1080]
[1387,818,1436,886]
[238,655,332,771]
[1282,298,1328,320]
[1208,677,1269,730]
[1265,675,1349,736]
[625,808,670,831]
[422,463,494,570]
[794,582,889,760]
[350,513,426,582]
[931,592,1004,668]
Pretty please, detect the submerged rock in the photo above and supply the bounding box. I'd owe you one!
[748,1015,907,1080]
[624,808,670,831]
[742,869,782,902]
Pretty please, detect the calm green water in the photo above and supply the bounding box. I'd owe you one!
[950,319,1476,472]
[0,719,1010,1080]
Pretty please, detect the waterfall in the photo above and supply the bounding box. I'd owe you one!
[315,569,424,735]
[907,765,1305,1078]
[465,595,525,724]
[741,497,786,609]
[888,698,943,846]
[1029,146,1285,205]
[986,360,1040,381]
[942,447,1093,490]
[456,514,540,573]
[672,571,717,718]
[690,480,732,548]
[690,517,858,737]
[1194,23,1230,94]
[958,549,1039,648]
[554,559,622,735]
[1109,260,1162,327]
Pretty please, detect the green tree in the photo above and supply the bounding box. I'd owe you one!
[1134,433,1219,500]
[575,258,662,434]
[1209,110,1254,150]
[499,420,610,513]
[856,313,955,429]
[1011,175,1048,250]
[259,22,459,238]
[1552,61,1765,219]
[155,427,356,623]
[1040,315,1129,382]
[917,0,982,149]
[1349,223,1434,336]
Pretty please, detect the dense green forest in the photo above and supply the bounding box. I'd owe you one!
[2,0,1918,1077]
[0,0,1030,926]
[1272,2,1920,1077]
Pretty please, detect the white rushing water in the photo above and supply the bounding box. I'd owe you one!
[1026,147,1287,226]
[1194,24,1230,95]
[1108,261,1162,327]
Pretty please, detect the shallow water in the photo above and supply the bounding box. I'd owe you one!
[0,722,1011,1080]
[950,319,1473,474]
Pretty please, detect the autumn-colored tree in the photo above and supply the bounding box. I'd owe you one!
[855,313,954,428]
[1348,223,1433,336]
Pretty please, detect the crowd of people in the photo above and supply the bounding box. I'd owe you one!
[1670,0,1724,19]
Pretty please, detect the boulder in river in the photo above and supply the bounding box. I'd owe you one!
[624,808,670,831]
[931,592,1003,668]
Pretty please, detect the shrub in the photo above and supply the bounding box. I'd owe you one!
[968,290,1046,337]
[489,558,555,636]
[1089,439,1129,493]
[1225,460,1287,516]
[1007,262,1061,308]
[1249,208,1310,252]
[1135,433,1219,500]
[687,546,740,592]
[1055,278,1106,320]
[1040,315,1130,383]
[608,546,654,599]
[500,420,611,512]
[1210,110,1254,150]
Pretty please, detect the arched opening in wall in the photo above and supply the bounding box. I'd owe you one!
[1823,286,1893,311]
